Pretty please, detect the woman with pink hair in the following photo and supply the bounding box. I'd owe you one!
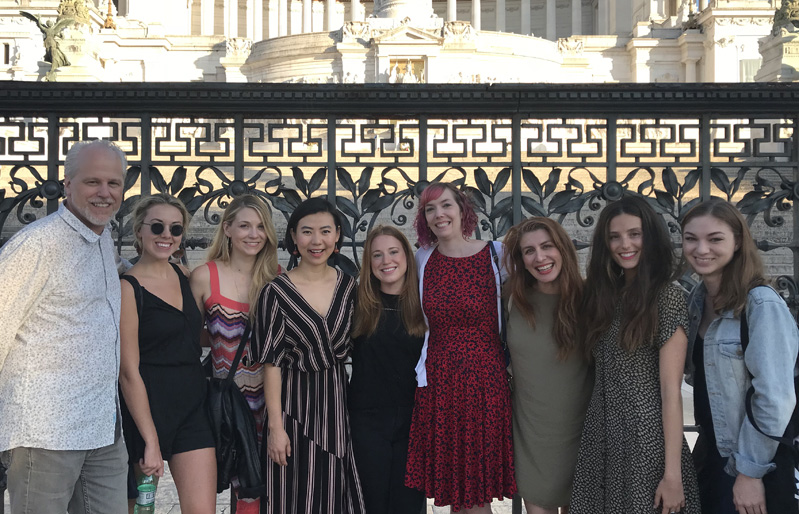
[404,182,516,513]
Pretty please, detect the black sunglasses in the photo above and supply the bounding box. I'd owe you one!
[142,222,184,237]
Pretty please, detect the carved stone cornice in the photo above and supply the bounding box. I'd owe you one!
[557,37,584,56]
[442,21,475,42]
[1,83,799,117]
[225,37,252,57]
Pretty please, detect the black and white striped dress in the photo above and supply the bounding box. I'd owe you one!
[255,271,365,514]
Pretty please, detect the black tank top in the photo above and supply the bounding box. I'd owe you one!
[121,263,203,367]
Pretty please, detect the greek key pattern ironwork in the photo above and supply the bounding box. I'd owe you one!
[0,84,798,308]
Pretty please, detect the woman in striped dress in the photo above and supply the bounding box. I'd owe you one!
[190,194,279,514]
[254,197,365,514]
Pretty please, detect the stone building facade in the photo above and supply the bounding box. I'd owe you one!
[0,0,791,84]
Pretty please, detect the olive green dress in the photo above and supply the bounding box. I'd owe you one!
[507,290,593,508]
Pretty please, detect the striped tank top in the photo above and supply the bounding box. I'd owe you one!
[204,260,265,442]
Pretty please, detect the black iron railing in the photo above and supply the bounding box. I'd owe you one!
[1,82,798,295]
[2,82,799,513]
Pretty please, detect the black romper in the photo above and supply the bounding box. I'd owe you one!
[120,263,214,462]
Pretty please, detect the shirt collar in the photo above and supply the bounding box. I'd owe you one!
[691,281,736,319]
[57,202,107,243]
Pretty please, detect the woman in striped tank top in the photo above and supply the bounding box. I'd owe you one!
[190,194,280,514]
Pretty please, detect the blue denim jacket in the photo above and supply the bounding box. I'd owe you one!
[685,283,798,478]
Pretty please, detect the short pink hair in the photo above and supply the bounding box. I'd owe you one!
[414,182,479,247]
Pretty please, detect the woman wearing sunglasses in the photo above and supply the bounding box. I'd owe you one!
[119,193,216,514]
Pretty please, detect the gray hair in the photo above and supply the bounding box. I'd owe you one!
[64,140,127,180]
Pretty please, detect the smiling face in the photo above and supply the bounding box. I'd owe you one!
[424,188,462,242]
[608,213,643,274]
[521,228,563,294]
[292,211,340,265]
[682,214,738,281]
[370,234,408,295]
[138,204,184,261]
[224,206,267,258]
[63,146,124,234]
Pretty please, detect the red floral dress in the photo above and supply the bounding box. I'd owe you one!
[405,246,516,511]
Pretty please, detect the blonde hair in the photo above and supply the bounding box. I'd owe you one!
[352,225,426,339]
[206,194,279,313]
[133,193,190,251]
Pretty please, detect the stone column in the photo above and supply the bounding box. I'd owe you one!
[471,0,480,30]
[546,0,555,39]
[447,0,456,21]
[303,0,312,31]
[245,0,253,38]
[313,1,324,30]
[495,0,505,31]
[201,0,214,34]
[264,0,274,38]
[684,59,697,81]
[227,0,238,37]
[597,0,608,34]
[571,0,581,35]
[278,0,287,35]
[253,0,263,39]
[679,29,704,82]
[325,0,335,29]
[698,0,707,10]
[291,0,304,33]
[351,0,361,21]
[520,0,530,34]
[223,0,229,35]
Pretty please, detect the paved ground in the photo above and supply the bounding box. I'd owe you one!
[3,384,696,513]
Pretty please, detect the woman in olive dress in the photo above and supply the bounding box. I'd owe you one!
[502,217,591,514]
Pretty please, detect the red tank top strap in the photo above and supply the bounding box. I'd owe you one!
[204,260,250,312]
[207,260,221,297]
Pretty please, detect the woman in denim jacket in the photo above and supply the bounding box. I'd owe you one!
[682,198,798,514]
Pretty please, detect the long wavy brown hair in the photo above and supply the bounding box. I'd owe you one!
[352,225,426,339]
[503,217,583,360]
[680,198,767,316]
[582,195,676,357]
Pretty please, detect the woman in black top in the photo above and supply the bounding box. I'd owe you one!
[119,193,216,514]
[350,225,427,514]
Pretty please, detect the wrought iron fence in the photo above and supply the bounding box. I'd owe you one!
[1,82,799,513]
[1,82,798,299]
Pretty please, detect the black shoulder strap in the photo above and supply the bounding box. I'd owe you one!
[487,240,499,265]
[226,322,252,385]
[120,274,144,316]
[740,289,798,449]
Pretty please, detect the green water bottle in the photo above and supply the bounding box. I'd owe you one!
[133,475,156,514]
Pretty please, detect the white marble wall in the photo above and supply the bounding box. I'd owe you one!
[0,0,779,84]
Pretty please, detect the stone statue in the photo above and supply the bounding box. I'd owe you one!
[774,0,799,33]
[57,0,90,25]
[20,11,77,81]
[402,59,419,83]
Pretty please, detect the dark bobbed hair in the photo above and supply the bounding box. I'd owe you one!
[582,195,676,356]
[352,225,426,339]
[502,217,584,360]
[680,197,766,316]
[284,197,344,254]
[413,182,479,247]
